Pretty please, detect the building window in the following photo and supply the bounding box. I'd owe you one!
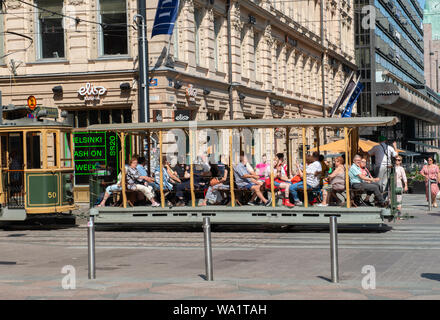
[194,7,203,66]
[67,108,132,128]
[36,0,65,59]
[98,0,128,56]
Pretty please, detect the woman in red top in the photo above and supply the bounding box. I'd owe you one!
[272,153,295,208]
[420,156,440,208]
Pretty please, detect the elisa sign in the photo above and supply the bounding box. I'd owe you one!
[78,83,107,101]
[27,96,37,110]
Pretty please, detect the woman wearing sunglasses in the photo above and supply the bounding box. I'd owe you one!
[394,157,407,216]
[420,157,440,208]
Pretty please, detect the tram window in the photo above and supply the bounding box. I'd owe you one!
[1,135,7,168]
[26,132,43,169]
[61,132,72,168]
[46,132,57,168]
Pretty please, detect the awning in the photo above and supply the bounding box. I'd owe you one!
[398,149,421,157]
[310,138,403,153]
[407,141,440,151]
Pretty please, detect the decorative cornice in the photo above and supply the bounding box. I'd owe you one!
[6,0,23,9]
[206,8,214,23]
[264,24,273,46]
[67,0,85,5]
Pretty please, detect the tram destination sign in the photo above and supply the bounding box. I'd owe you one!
[73,131,118,176]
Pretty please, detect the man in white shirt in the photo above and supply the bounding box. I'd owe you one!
[368,135,398,192]
[289,154,322,205]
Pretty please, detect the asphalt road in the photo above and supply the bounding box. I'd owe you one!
[0,194,439,299]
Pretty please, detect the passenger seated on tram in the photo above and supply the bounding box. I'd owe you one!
[289,154,322,206]
[97,165,129,207]
[272,153,294,208]
[317,157,345,207]
[256,154,270,180]
[154,156,179,192]
[359,158,375,205]
[234,152,272,206]
[200,155,230,206]
[126,157,160,207]
[348,155,387,207]
[136,156,157,190]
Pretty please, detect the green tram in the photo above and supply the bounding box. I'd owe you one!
[0,106,75,222]
[86,116,400,228]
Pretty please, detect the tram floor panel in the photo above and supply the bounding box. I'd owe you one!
[90,205,389,226]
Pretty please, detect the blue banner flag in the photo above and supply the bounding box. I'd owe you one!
[151,0,180,38]
[341,81,364,118]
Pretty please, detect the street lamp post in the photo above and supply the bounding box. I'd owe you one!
[134,13,149,123]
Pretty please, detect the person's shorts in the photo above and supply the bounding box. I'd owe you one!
[274,180,290,187]
[242,182,255,190]
[106,184,122,194]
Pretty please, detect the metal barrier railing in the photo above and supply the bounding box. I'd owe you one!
[86,214,340,283]
[3,170,25,209]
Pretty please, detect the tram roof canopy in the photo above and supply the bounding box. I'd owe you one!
[85,117,399,132]
[0,117,71,130]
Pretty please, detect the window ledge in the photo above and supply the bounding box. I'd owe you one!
[89,55,133,62]
[215,70,226,77]
[196,65,209,74]
[26,59,69,65]
[174,60,188,69]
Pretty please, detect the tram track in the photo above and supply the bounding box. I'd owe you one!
[1,224,440,250]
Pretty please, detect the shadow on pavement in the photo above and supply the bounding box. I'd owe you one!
[421,273,440,282]
[317,276,332,283]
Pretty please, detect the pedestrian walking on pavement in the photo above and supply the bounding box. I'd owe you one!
[394,156,407,216]
[420,156,440,208]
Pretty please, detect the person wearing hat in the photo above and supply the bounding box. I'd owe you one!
[368,135,398,194]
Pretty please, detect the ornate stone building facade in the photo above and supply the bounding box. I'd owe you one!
[0,0,355,201]
[148,0,356,160]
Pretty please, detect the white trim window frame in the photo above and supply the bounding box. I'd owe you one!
[97,0,129,57]
[35,0,66,60]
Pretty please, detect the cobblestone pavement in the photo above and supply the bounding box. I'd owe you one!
[1,194,440,300]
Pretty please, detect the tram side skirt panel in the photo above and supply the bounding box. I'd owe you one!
[26,172,60,212]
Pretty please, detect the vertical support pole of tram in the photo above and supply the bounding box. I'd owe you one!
[286,127,291,176]
[229,129,235,207]
[159,130,165,208]
[189,128,195,207]
[270,128,276,207]
[120,132,127,209]
[87,213,96,279]
[344,128,350,208]
[146,131,151,175]
[329,215,339,283]
[302,127,308,207]
[203,217,213,281]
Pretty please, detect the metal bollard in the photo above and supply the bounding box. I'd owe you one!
[203,217,213,281]
[428,179,432,211]
[87,215,96,279]
[329,216,339,283]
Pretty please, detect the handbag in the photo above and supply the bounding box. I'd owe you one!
[291,175,302,184]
